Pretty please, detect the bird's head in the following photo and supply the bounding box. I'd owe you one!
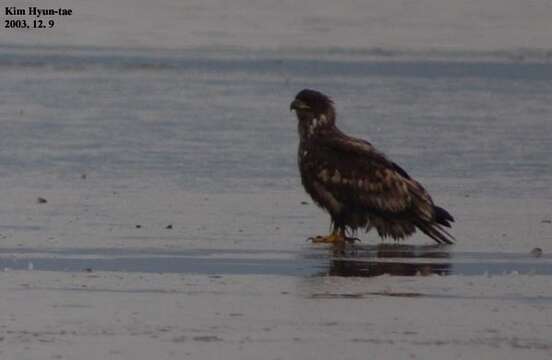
[290,89,336,132]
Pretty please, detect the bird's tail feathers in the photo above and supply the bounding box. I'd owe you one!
[434,206,454,228]
[417,222,455,245]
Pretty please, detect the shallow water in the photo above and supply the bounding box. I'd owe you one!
[1,45,551,269]
[1,245,551,278]
[1,46,551,197]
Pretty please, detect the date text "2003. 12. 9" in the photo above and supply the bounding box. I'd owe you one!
[5,19,55,29]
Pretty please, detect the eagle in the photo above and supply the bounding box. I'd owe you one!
[290,89,454,245]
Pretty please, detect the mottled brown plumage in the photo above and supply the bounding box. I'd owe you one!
[290,89,454,244]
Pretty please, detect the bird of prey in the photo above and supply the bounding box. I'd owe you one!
[290,89,454,245]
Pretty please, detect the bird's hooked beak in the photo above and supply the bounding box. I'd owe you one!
[290,99,311,112]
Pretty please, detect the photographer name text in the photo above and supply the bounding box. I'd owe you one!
[4,6,73,29]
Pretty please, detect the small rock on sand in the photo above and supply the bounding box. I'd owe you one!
[530,248,543,257]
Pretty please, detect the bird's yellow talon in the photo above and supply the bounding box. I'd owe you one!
[308,231,358,244]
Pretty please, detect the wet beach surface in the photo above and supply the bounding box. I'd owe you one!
[0,45,551,359]
[1,245,552,277]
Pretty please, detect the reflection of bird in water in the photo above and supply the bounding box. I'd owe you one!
[290,89,454,245]
[326,244,452,277]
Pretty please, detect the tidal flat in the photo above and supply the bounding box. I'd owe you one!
[1,33,552,360]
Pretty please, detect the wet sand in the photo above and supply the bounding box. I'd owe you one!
[2,0,552,56]
[1,56,551,356]
[1,184,551,359]
[1,271,551,359]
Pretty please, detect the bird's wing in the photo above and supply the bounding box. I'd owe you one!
[314,132,435,220]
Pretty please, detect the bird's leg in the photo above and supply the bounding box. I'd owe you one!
[309,228,359,244]
[309,229,343,244]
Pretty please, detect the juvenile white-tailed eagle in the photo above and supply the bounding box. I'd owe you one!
[290,89,454,245]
